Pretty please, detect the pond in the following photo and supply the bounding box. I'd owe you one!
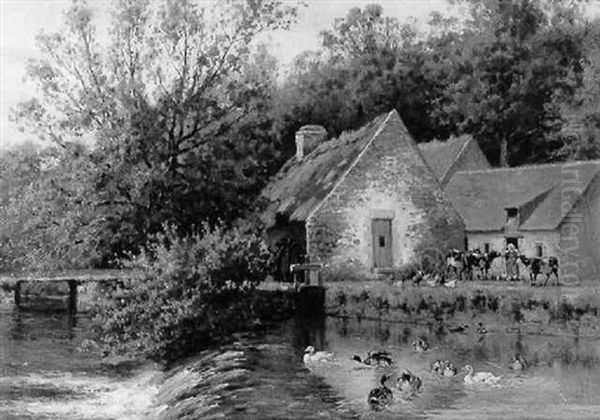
[2,303,600,419]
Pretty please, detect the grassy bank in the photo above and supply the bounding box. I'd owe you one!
[326,281,600,336]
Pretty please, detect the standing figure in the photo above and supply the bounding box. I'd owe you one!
[504,243,519,281]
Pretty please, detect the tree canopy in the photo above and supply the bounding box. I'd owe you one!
[276,0,595,166]
[5,0,297,270]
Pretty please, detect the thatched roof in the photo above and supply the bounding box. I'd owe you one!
[261,111,393,225]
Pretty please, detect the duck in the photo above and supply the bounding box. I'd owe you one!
[448,324,469,333]
[476,322,487,335]
[368,374,393,410]
[509,354,528,372]
[352,350,393,367]
[412,337,429,353]
[303,346,334,364]
[444,278,457,288]
[441,360,458,377]
[430,359,444,375]
[396,368,422,397]
[462,364,501,385]
[431,360,458,377]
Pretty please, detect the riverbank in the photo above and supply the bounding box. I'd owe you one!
[325,281,600,337]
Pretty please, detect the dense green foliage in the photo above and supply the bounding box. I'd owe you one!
[92,222,270,362]
[0,143,101,272]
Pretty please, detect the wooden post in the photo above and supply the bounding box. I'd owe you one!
[67,280,78,314]
[14,281,21,310]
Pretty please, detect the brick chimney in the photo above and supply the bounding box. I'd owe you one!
[295,125,327,160]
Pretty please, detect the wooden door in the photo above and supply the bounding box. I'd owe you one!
[372,219,392,269]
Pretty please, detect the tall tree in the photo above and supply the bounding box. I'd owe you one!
[274,3,448,158]
[556,18,600,160]
[431,0,589,166]
[11,0,297,267]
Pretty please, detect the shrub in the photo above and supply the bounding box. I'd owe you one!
[91,221,270,363]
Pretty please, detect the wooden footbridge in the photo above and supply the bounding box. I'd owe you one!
[0,270,134,313]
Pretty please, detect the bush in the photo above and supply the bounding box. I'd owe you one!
[91,221,270,363]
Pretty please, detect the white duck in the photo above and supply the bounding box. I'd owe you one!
[462,364,501,385]
[303,346,334,364]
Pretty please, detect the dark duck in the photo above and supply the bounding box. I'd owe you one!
[448,324,469,333]
[412,337,429,353]
[509,354,528,372]
[368,374,393,410]
[396,369,422,398]
[352,350,393,367]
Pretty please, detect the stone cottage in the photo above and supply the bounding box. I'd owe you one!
[443,161,600,281]
[261,110,465,279]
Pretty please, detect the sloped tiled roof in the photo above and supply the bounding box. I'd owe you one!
[418,136,471,182]
[445,160,600,231]
[261,111,392,225]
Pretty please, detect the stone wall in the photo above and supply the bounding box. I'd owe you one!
[307,112,464,275]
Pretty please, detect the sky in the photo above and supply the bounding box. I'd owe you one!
[0,0,458,150]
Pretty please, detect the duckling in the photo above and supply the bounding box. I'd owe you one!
[303,346,334,364]
[476,322,487,335]
[412,337,429,353]
[368,374,393,410]
[396,368,422,397]
[462,364,501,385]
[352,350,393,367]
[509,354,528,372]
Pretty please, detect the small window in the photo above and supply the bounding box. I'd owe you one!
[484,243,490,253]
[535,243,543,257]
[507,208,518,218]
[379,236,386,247]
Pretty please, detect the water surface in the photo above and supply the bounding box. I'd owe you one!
[2,302,600,419]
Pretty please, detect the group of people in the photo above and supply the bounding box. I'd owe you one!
[444,243,559,285]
